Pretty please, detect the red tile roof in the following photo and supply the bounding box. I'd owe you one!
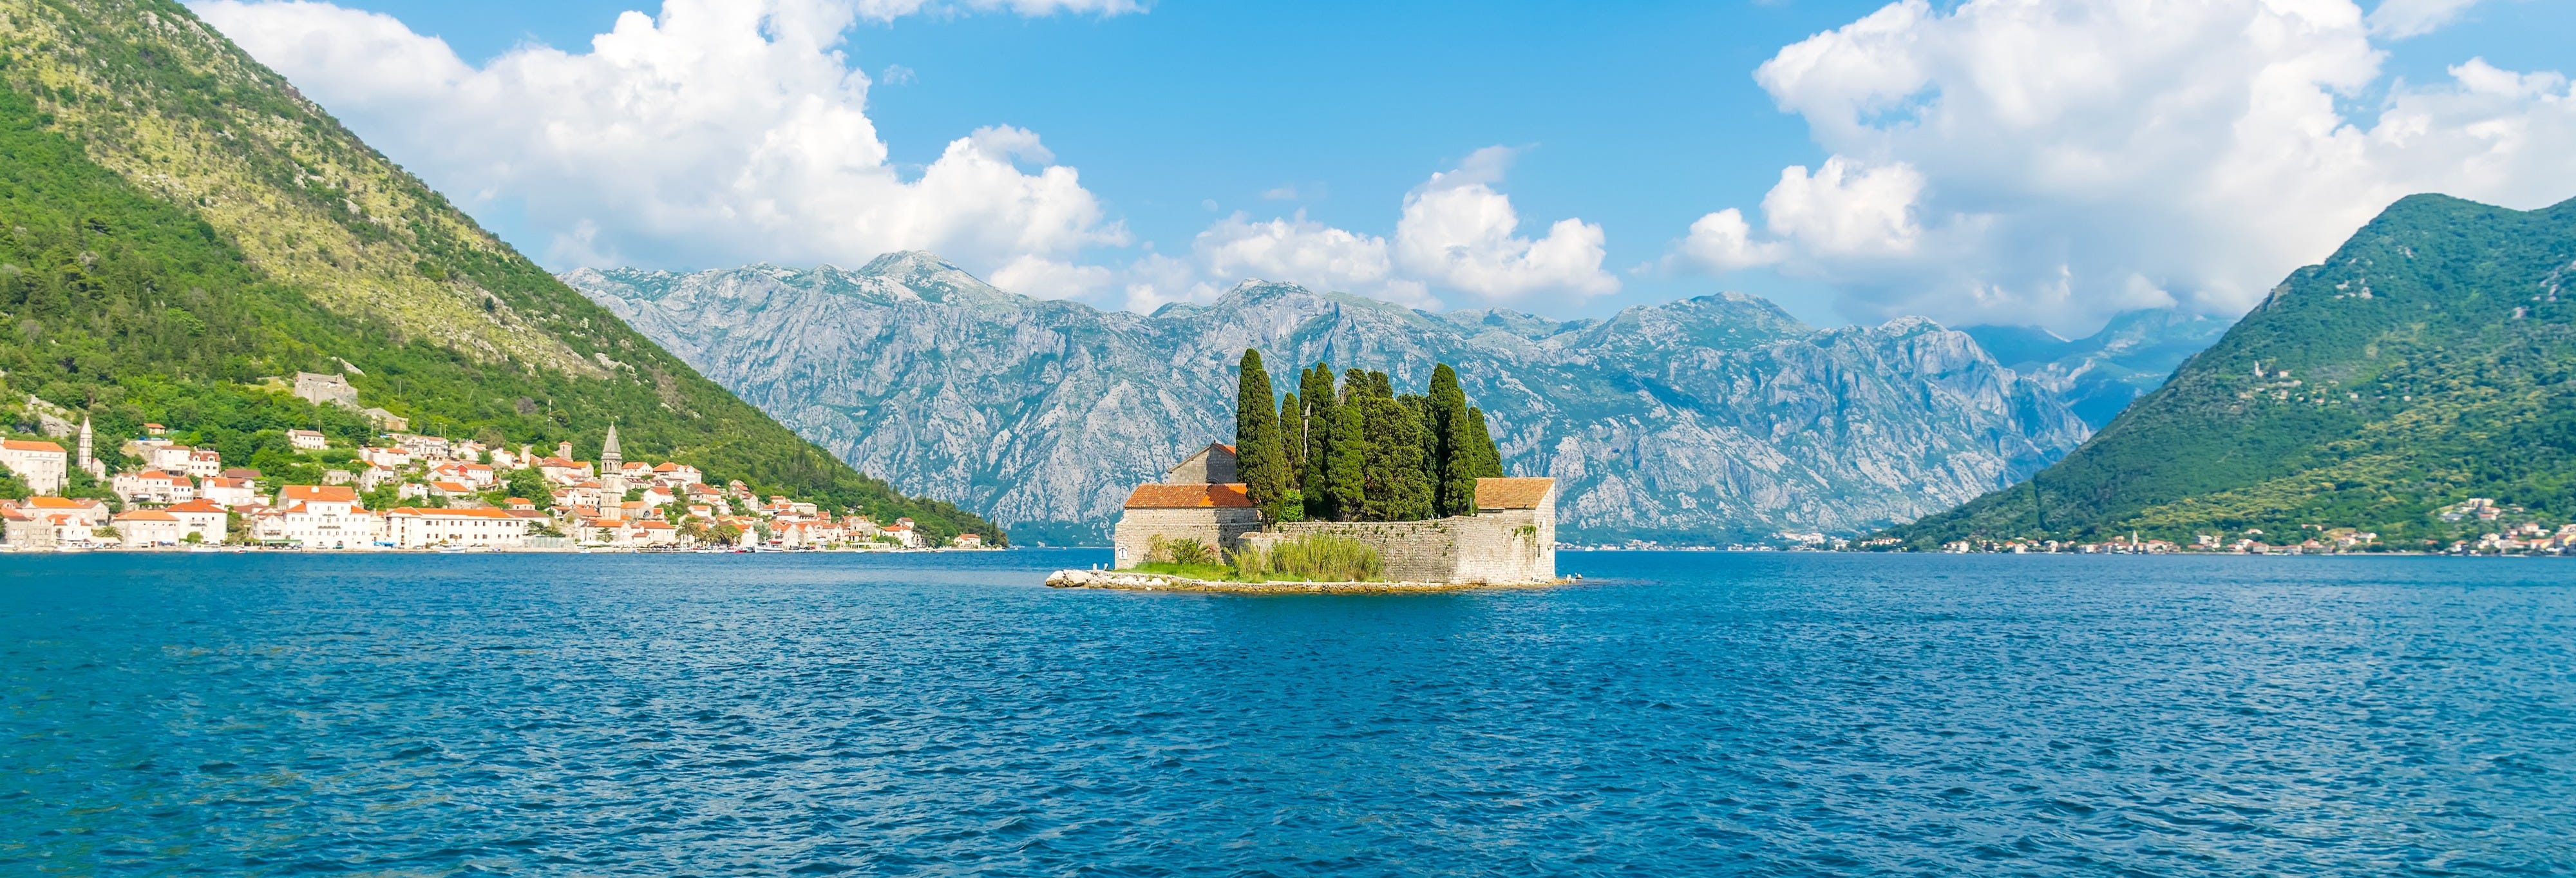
[1,439,64,452]
[281,485,359,504]
[167,499,227,513]
[1475,477,1555,511]
[1124,482,1255,510]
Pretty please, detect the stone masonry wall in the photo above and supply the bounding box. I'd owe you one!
[1164,452,1237,486]
[1113,508,1262,568]
[1264,512,1555,584]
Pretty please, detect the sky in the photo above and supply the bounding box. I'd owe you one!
[189,0,2576,334]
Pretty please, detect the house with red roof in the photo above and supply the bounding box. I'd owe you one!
[166,499,230,544]
[0,438,67,495]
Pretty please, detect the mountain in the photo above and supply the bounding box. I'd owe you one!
[0,0,995,542]
[1894,194,2576,548]
[566,255,2092,545]
[1963,308,2233,428]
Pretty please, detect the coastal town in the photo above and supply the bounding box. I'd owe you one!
[1849,497,2576,556]
[0,379,983,553]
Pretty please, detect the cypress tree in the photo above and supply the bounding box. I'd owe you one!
[1280,390,1304,492]
[1300,363,1338,520]
[1467,406,1504,479]
[1326,369,1370,520]
[1430,365,1477,516]
[1288,386,1309,510]
[1403,392,1438,513]
[1235,349,1290,522]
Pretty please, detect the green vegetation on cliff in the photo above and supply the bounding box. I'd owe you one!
[0,0,997,543]
[1891,194,2576,548]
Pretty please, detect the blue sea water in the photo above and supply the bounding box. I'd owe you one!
[2,551,2571,875]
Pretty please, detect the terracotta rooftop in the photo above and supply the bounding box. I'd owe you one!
[280,485,359,504]
[1124,482,1255,510]
[1,439,64,452]
[1475,477,1555,511]
[167,499,227,513]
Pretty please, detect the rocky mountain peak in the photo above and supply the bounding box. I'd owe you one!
[569,262,2094,545]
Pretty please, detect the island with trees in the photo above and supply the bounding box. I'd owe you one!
[1050,349,1560,591]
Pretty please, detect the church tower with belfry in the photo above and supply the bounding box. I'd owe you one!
[77,416,104,479]
[601,423,625,499]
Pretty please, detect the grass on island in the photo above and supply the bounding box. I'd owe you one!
[1126,534,1387,583]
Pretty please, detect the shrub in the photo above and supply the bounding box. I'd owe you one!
[1145,533,1219,567]
[1229,533,1385,582]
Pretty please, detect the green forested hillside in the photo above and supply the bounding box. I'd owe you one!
[0,0,998,543]
[1893,194,2576,548]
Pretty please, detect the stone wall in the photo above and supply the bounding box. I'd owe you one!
[1259,511,1556,584]
[1164,450,1237,486]
[1113,507,1263,568]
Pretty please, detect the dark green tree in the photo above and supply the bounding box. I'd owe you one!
[1235,349,1291,522]
[502,466,551,504]
[1300,363,1338,519]
[1361,393,1435,521]
[1327,369,1374,520]
[1280,390,1305,490]
[1429,365,1479,515]
[1467,407,1505,479]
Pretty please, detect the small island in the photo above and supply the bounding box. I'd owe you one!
[1050,350,1560,592]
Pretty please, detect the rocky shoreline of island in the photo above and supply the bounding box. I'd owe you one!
[1043,568,1571,593]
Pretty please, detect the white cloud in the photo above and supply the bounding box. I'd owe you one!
[1390,147,1620,301]
[1669,208,1785,272]
[1671,0,2576,333]
[1194,213,1433,307]
[1117,253,1223,313]
[192,0,1131,275]
[2368,0,2482,38]
[1113,148,1612,312]
[1759,157,1925,258]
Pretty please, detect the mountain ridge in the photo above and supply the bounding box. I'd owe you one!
[1893,192,2576,547]
[568,256,2094,545]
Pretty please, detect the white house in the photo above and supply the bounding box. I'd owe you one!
[268,485,380,548]
[112,470,196,505]
[165,499,230,544]
[0,439,67,495]
[382,506,529,549]
[200,476,259,508]
[112,510,187,547]
[287,429,328,450]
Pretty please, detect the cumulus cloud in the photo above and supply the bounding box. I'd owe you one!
[1390,147,1620,301]
[193,0,1131,275]
[1670,0,2576,333]
[1116,148,1613,312]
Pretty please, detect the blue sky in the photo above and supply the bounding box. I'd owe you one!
[198,0,2576,331]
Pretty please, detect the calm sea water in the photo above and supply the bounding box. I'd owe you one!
[3,551,2571,875]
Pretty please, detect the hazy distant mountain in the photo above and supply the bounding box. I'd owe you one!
[1963,309,2233,428]
[567,254,2091,544]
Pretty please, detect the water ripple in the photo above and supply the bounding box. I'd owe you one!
[3,551,2572,875]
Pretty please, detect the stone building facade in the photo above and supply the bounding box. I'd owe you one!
[1112,482,1262,568]
[1164,443,1237,485]
[294,372,359,408]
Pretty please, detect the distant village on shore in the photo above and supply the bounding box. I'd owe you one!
[0,374,985,553]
